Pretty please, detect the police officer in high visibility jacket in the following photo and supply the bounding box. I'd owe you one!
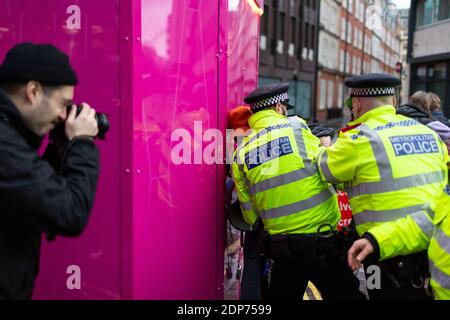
[348,191,450,300]
[427,192,450,299]
[232,83,362,300]
[316,73,449,299]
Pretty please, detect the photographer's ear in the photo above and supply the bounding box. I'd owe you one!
[25,81,43,106]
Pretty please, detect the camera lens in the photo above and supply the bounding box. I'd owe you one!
[95,112,110,140]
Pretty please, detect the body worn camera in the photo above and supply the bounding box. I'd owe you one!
[49,104,110,142]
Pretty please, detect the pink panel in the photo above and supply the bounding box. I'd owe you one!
[0,0,122,299]
[133,0,221,299]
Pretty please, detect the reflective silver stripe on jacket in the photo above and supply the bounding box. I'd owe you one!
[347,170,446,198]
[287,117,314,169]
[353,204,432,225]
[249,168,316,196]
[318,149,342,184]
[410,211,434,239]
[259,188,334,220]
[434,227,450,255]
[359,124,393,179]
[429,259,450,289]
[240,200,253,211]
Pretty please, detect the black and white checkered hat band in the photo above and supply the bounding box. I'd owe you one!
[350,87,395,97]
[249,92,288,110]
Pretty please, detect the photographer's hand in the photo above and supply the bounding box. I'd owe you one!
[65,103,99,140]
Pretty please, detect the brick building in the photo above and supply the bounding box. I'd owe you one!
[316,0,402,122]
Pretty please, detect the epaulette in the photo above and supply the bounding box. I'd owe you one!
[339,122,361,134]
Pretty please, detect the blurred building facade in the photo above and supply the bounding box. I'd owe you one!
[398,8,410,104]
[408,0,450,115]
[315,0,403,122]
[258,0,320,120]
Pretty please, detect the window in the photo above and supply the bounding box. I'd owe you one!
[305,23,309,51]
[289,17,296,56]
[427,62,447,79]
[320,37,327,65]
[320,79,327,110]
[411,61,448,110]
[360,1,365,21]
[349,0,353,14]
[360,31,364,49]
[346,53,350,73]
[341,18,346,40]
[327,81,334,109]
[416,0,450,27]
[290,18,296,44]
[261,5,269,36]
[353,27,358,47]
[296,81,312,118]
[290,0,296,15]
[340,49,345,72]
[277,12,286,54]
[260,5,269,50]
[347,23,352,44]
[365,35,370,53]
[338,82,343,109]
[358,30,362,49]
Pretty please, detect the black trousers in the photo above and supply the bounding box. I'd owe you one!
[268,233,364,300]
[240,230,264,300]
[364,251,433,300]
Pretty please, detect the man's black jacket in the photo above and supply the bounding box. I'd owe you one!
[397,103,434,126]
[0,90,99,300]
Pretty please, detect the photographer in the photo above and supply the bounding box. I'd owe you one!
[0,43,100,300]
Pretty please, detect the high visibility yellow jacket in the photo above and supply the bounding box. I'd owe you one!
[316,105,449,245]
[428,193,450,299]
[367,192,450,300]
[232,110,339,235]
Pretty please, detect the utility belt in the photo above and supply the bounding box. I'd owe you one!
[261,223,358,262]
[375,251,431,292]
[256,223,358,289]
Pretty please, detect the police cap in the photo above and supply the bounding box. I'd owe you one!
[344,73,400,108]
[244,82,295,111]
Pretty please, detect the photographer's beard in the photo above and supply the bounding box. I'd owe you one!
[24,86,73,137]
[23,96,61,137]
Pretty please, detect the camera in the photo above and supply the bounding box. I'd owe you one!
[49,104,110,142]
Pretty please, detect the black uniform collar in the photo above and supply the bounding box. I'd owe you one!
[0,90,45,149]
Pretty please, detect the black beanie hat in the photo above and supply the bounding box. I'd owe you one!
[0,42,78,85]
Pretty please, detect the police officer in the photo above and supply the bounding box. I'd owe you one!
[427,192,450,299]
[348,190,450,300]
[316,73,449,299]
[232,82,363,300]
